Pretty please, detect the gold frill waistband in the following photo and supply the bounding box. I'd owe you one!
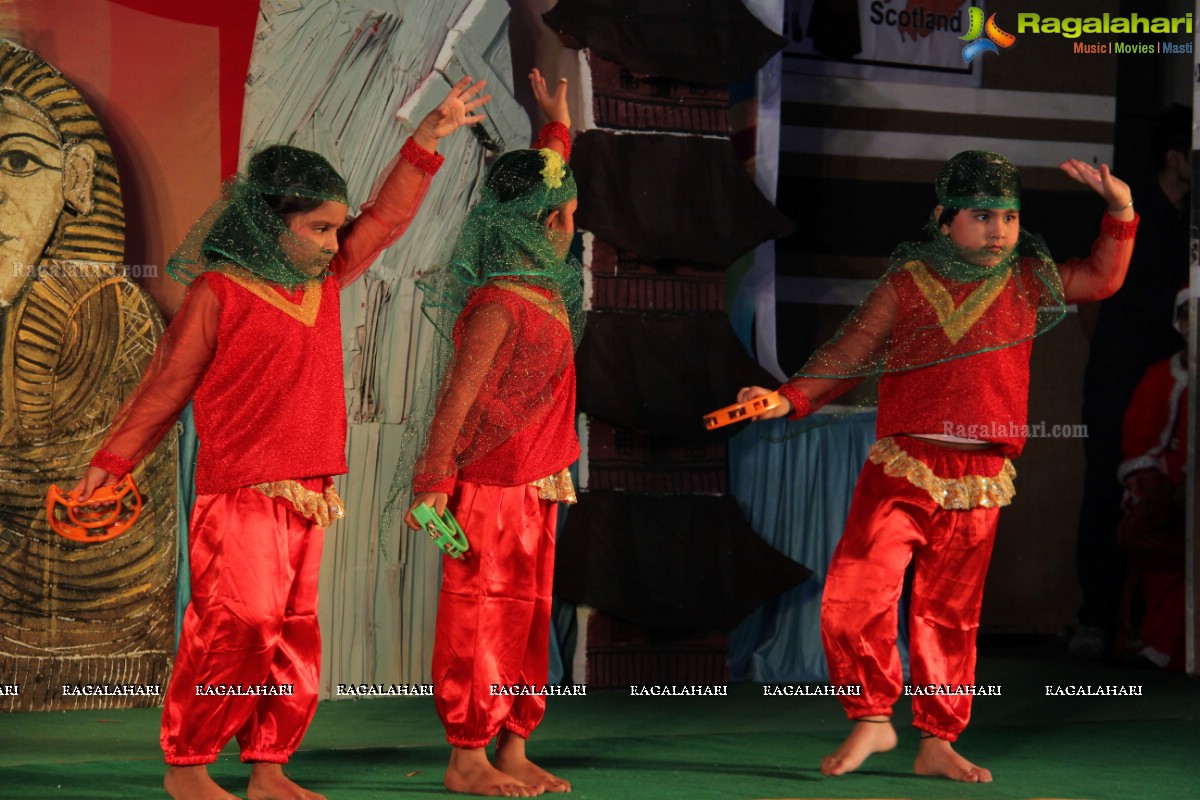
[530,469,577,504]
[868,436,1016,510]
[253,480,347,527]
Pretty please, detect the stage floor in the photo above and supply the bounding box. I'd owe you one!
[3,645,1196,800]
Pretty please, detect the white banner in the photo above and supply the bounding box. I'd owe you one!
[783,0,983,87]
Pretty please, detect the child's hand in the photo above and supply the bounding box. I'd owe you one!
[1059,158,1134,220]
[736,386,792,420]
[69,465,118,503]
[405,492,449,530]
[413,76,492,151]
[530,68,570,129]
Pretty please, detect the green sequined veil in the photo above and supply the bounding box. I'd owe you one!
[167,145,350,289]
[418,148,582,343]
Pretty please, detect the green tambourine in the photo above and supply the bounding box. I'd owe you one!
[412,504,470,559]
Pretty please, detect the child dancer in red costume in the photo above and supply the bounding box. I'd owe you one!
[399,69,577,798]
[739,151,1137,783]
[72,78,490,800]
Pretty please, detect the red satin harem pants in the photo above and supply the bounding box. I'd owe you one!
[160,486,323,765]
[821,437,1008,742]
[433,481,557,748]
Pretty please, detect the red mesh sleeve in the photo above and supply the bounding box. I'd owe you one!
[400,136,445,174]
[1059,212,1140,304]
[332,139,438,289]
[413,297,515,495]
[777,383,812,420]
[786,277,898,410]
[91,277,220,475]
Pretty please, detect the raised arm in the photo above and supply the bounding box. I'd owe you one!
[530,67,571,159]
[335,76,492,288]
[1056,158,1139,303]
[73,278,220,499]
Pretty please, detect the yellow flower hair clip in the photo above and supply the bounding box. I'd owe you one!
[540,148,566,189]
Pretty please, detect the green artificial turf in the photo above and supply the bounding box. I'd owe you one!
[2,649,1196,800]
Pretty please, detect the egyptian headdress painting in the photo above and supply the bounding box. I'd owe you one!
[0,40,176,711]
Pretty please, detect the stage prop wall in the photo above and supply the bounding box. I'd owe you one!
[539,0,810,686]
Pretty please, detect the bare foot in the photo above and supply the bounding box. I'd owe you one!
[164,765,242,800]
[914,735,993,783]
[820,717,898,776]
[445,746,543,797]
[495,730,571,793]
[247,763,327,800]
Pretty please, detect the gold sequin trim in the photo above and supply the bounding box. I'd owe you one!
[530,469,577,504]
[869,436,1016,510]
[253,480,347,527]
[902,260,1010,345]
[215,264,323,327]
[494,282,570,333]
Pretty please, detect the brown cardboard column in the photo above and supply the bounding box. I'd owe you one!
[571,130,794,264]
[542,0,786,85]
[544,0,794,686]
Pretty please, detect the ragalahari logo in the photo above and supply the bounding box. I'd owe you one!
[960,8,1016,62]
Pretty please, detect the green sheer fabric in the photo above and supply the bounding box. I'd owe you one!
[167,145,349,289]
[792,150,1064,385]
[419,148,582,343]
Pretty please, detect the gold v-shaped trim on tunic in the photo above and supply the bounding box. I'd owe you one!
[214,265,322,327]
[902,260,1011,345]
[494,282,570,333]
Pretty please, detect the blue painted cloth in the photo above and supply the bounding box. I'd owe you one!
[729,411,910,683]
[174,402,199,646]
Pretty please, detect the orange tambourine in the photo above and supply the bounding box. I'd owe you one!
[46,474,143,543]
[703,391,783,430]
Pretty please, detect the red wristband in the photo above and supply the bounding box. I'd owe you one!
[1100,211,1138,241]
[777,383,812,421]
[90,449,134,478]
[413,471,456,496]
[534,121,571,161]
[401,137,445,175]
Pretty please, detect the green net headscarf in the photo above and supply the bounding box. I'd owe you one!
[382,147,583,532]
[788,150,1065,399]
[418,147,582,344]
[167,145,349,289]
[936,148,1021,212]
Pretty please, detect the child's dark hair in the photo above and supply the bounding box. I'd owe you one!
[261,193,324,221]
[476,148,576,225]
[486,150,550,204]
[247,144,348,222]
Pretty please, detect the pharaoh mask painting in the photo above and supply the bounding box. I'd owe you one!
[0,39,177,712]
